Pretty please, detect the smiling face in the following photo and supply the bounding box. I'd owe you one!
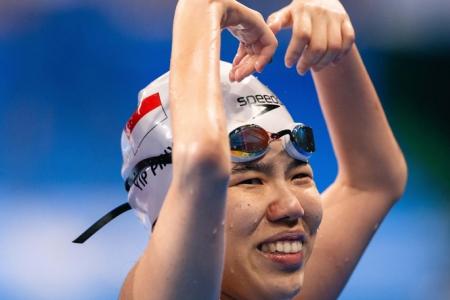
[221,141,323,300]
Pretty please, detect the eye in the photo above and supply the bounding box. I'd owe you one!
[291,173,312,183]
[293,173,309,179]
[238,178,263,185]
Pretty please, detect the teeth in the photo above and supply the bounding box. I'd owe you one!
[283,241,291,253]
[269,243,277,252]
[276,242,283,252]
[260,240,303,254]
[292,242,298,252]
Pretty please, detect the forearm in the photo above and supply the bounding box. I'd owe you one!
[168,0,230,249]
[295,48,407,300]
[170,0,229,170]
[121,2,230,299]
[312,45,407,196]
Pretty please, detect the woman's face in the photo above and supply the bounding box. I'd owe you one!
[221,141,323,300]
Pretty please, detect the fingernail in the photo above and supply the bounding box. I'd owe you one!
[285,59,293,68]
[297,63,306,75]
[255,61,262,73]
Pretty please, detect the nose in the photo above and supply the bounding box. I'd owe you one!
[266,184,304,225]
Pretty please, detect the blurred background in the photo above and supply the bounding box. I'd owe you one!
[0,0,449,299]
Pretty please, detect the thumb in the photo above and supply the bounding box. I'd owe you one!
[267,6,292,34]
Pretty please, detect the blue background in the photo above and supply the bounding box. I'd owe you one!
[0,1,448,299]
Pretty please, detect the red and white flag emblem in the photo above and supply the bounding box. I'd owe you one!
[125,92,168,154]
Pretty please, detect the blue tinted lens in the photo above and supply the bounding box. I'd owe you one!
[292,125,315,155]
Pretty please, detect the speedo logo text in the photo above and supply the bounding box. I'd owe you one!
[236,94,282,106]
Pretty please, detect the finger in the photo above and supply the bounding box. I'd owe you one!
[231,43,247,81]
[285,11,312,68]
[314,18,342,72]
[234,55,256,82]
[232,43,247,78]
[334,19,355,63]
[233,43,247,67]
[232,36,276,80]
[297,14,327,75]
[233,55,251,82]
[229,71,235,82]
[230,62,239,81]
[233,44,255,79]
[267,6,292,34]
[254,53,270,73]
[341,19,355,54]
[230,59,248,82]
[255,34,278,72]
[251,42,265,73]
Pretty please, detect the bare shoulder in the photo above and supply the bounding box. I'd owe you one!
[119,259,140,300]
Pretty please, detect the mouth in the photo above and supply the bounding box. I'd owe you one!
[256,232,306,269]
[258,240,303,254]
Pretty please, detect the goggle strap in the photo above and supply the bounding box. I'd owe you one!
[72,202,132,244]
[271,129,291,140]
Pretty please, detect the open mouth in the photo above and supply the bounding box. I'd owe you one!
[255,233,306,268]
[256,239,305,268]
[257,240,304,254]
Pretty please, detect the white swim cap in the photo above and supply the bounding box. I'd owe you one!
[121,61,297,227]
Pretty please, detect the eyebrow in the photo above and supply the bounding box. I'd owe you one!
[231,159,307,175]
[231,161,274,175]
[286,159,307,173]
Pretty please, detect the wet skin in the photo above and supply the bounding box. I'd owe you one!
[221,141,323,300]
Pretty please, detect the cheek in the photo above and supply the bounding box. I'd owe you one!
[225,189,266,237]
[223,189,265,287]
[298,186,323,235]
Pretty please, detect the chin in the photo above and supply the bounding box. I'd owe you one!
[222,270,304,300]
[256,270,304,300]
[261,286,301,300]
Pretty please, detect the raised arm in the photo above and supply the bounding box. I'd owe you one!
[119,1,276,299]
[265,1,407,299]
[303,45,407,300]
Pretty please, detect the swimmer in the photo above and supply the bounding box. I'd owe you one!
[117,0,407,299]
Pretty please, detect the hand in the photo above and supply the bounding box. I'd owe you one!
[267,0,355,75]
[222,1,278,82]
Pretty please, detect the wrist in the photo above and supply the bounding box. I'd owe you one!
[175,0,226,25]
[220,0,241,28]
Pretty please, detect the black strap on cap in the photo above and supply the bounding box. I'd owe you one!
[73,151,172,244]
[124,152,172,191]
[72,202,132,244]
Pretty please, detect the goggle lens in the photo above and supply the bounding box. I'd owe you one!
[292,125,315,154]
[230,126,269,159]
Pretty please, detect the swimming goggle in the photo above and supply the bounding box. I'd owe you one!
[122,123,315,191]
[229,123,315,163]
[73,123,315,244]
